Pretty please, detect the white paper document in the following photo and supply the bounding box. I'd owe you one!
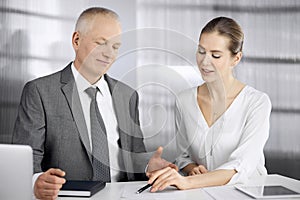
[121,184,187,199]
[203,185,252,200]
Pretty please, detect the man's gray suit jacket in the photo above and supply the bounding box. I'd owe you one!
[13,63,147,181]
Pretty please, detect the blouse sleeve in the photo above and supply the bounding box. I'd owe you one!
[215,93,272,184]
[174,98,195,171]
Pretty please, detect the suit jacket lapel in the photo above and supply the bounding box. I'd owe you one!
[105,75,147,180]
[60,64,92,162]
[105,75,130,150]
[105,75,132,180]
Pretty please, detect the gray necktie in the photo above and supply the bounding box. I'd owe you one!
[85,87,111,182]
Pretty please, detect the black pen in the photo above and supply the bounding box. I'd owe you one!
[136,183,152,194]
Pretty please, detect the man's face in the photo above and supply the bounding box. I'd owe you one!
[73,15,122,83]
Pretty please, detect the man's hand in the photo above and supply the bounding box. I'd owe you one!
[146,146,178,176]
[34,168,66,200]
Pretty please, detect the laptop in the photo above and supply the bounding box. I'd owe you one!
[0,144,33,200]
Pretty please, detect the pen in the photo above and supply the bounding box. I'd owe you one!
[136,183,152,194]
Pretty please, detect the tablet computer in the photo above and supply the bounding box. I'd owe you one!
[235,185,300,199]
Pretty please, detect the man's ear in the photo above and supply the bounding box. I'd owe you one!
[232,51,242,67]
[72,31,80,50]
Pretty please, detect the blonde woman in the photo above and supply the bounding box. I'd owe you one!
[147,16,272,191]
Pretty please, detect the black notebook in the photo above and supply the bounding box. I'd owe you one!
[58,180,106,197]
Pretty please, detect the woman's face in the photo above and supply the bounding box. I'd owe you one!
[196,31,239,83]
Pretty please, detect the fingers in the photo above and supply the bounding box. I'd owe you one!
[153,146,163,158]
[148,167,184,192]
[189,165,208,176]
[34,168,66,200]
[45,173,66,185]
[147,162,178,178]
[150,168,176,192]
[188,167,200,176]
[154,177,177,192]
[193,167,201,175]
[147,146,169,173]
[48,168,66,178]
[168,163,179,171]
[36,188,60,199]
[199,165,208,173]
[146,171,151,177]
[147,167,170,184]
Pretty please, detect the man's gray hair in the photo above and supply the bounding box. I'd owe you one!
[75,7,120,33]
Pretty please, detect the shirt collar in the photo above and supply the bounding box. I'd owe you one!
[71,62,108,96]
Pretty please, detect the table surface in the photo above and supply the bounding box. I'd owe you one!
[57,174,300,200]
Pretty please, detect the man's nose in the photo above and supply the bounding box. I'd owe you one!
[102,46,115,59]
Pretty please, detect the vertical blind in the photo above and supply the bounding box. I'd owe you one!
[136,0,300,179]
[0,0,299,179]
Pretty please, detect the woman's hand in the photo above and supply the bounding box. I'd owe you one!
[147,166,191,192]
[188,165,208,176]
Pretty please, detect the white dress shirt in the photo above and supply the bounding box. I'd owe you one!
[175,85,272,184]
[71,63,121,182]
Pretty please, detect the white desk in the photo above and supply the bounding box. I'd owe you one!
[58,174,300,200]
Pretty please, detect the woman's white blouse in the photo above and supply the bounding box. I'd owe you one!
[175,85,272,184]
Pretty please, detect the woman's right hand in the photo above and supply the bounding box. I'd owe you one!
[147,166,191,192]
[188,165,208,176]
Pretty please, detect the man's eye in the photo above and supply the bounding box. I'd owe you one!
[212,54,221,59]
[113,46,120,50]
[96,41,106,45]
[198,50,205,54]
